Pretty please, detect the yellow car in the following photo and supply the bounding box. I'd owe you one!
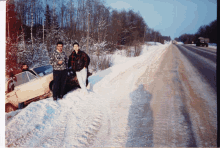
[5,65,53,113]
[5,64,92,113]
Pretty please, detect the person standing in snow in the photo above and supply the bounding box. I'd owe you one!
[68,42,90,95]
[49,41,68,101]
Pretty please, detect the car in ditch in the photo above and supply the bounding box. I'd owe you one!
[5,65,91,113]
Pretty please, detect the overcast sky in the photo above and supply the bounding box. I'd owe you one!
[104,0,217,39]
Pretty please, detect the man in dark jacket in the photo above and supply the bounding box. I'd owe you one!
[49,41,68,100]
[68,42,90,95]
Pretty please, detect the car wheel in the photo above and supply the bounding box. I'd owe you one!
[5,104,16,113]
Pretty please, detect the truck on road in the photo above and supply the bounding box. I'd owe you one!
[196,37,209,47]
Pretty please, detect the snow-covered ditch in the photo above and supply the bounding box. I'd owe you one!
[5,42,171,147]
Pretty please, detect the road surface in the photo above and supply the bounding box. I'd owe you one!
[176,44,216,92]
[92,43,217,147]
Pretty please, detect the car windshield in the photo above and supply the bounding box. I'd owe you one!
[33,65,53,76]
[14,72,29,87]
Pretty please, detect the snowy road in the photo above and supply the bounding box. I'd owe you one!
[5,43,217,147]
[142,44,216,147]
[176,44,216,92]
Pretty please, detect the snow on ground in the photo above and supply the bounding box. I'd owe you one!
[146,41,163,46]
[176,42,184,45]
[200,43,217,49]
[208,43,217,49]
[5,42,170,147]
[180,43,217,49]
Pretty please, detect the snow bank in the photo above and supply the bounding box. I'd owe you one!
[176,42,184,45]
[190,43,217,49]
[208,43,217,49]
[146,41,163,45]
[5,42,171,147]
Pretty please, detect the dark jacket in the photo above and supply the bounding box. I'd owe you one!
[68,50,90,72]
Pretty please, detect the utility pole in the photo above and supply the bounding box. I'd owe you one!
[87,13,90,54]
[154,32,156,45]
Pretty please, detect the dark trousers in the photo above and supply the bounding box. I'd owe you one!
[53,69,67,99]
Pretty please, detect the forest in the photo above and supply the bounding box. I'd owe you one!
[6,0,170,75]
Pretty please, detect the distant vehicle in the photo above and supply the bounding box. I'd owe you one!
[172,40,177,44]
[196,37,209,47]
[5,65,92,113]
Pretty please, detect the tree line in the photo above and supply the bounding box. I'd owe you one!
[6,0,170,75]
[175,19,217,44]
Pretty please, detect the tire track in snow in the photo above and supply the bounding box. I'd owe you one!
[76,112,103,147]
[6,90,106,147]
[91,45,169,147]
[38,92,104,147]
[37,108,69,147]
[60,91,105,147]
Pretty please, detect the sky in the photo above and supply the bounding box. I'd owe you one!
[104,0,217,39]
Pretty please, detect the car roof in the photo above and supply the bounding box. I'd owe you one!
[6,65,52,79]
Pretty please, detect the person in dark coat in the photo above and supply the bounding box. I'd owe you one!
[49,41,68,101]
[68,42,90,95]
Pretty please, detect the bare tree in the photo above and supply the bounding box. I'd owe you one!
[87,13,90,53]
[30,0,34,51]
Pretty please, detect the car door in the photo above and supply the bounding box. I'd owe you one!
[26,71,48,95]
[14,72,45,102]
[32,65,53,93]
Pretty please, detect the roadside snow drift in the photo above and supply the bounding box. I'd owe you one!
[5,42,170,147]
